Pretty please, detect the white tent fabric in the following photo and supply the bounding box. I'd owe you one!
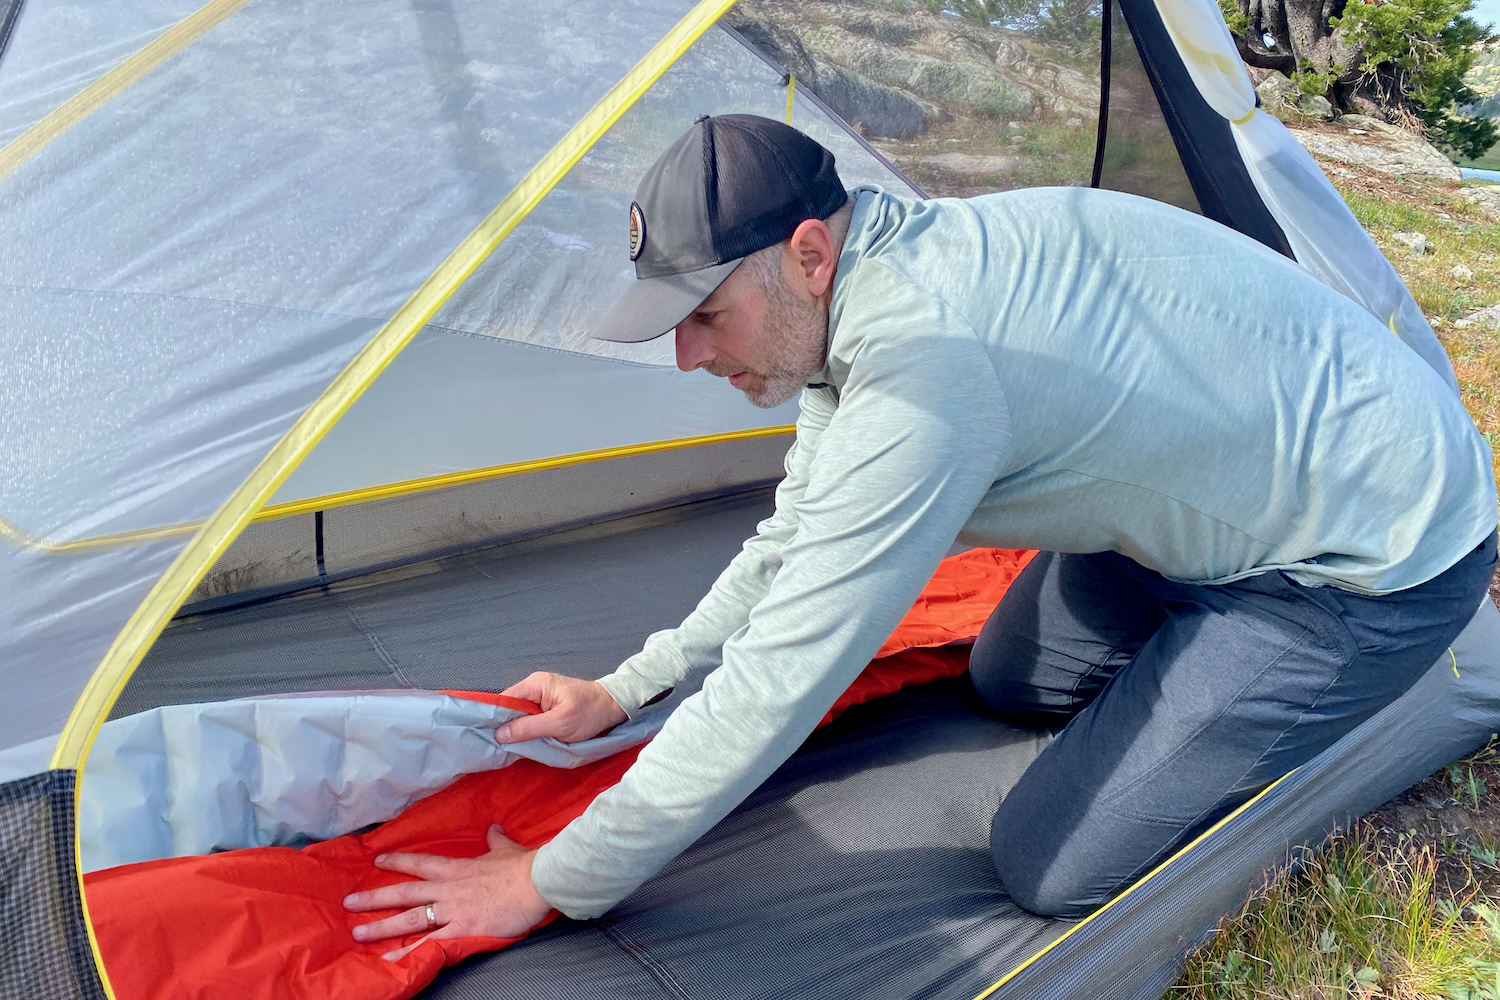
[0,0,205,143]
[0,0,912,756]
[1151,0,1461,394]
[271,22,915,506]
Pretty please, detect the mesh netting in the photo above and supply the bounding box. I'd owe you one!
[0,770,106,1000]
[1096,0,1200,212]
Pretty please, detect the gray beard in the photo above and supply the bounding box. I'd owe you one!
[740,278,828,409]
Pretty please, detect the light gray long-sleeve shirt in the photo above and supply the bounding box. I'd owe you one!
[529,186,1497,918]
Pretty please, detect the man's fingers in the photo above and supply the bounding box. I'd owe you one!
[352,904,434,943]
[372,851,456,879]
[343,878,433,913]
[496,710,564,744]
[380,938,427,962]
[499,672,552,703]
[486,823,519,853]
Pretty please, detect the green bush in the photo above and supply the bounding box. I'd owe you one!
[1333,0,1498,159]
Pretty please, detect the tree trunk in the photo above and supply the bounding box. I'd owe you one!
[1229,0,1364,89]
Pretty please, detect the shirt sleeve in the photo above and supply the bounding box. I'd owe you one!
[595,386,838,717]
[533,266,1011,917]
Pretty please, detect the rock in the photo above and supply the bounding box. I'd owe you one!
[807,25,1035,117]
[1456,305,1500,328]
[1392,231,1431,254]
[1256,71,1297,108]
[1290,116,1462,182]
[730,0,1103,136]
[1065,116,1083,128]
[1453,264,1475,281]
[1300,94,1334,120]
[1461,185,1500,220]
[730,19,940,138]
[1256,72,1333,120]
[992,36,1029,70]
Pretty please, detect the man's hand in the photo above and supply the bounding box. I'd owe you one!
[495,672,628,744]
[344,824,551,960]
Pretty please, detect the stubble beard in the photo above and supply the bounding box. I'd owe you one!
[730,277,829,409]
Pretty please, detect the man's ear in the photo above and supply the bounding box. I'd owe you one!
[785,218,838,300]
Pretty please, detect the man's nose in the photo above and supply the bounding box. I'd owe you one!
[675,324,713,373]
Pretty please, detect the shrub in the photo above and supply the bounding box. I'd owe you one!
[1332,0,1498,159]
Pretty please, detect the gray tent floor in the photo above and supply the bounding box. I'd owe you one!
[122,489,784,715]
[115,490,1500,999]
[428,683,1058,1000]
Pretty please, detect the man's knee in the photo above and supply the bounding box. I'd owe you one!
[989,799,1106,920]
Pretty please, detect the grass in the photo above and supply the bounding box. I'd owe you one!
[1170,741,1500,999]
[1168,158,1500,1000]
[1168,825,1500,1000]
[1330,169,1500,484]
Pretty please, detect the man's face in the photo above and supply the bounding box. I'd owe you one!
[673,250,829,409]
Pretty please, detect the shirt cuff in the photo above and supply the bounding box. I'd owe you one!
[596,671,670,721]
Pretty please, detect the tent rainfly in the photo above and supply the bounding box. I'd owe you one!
[1,0,1497,997]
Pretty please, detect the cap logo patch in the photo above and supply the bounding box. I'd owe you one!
[628,202,646,261]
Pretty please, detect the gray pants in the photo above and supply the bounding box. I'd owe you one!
[971,536,1497,919]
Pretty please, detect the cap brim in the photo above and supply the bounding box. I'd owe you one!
[591,258,744,343]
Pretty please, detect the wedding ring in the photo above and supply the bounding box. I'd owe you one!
[424,904,437,931]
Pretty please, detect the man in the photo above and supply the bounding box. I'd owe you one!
[344,115,1497,950]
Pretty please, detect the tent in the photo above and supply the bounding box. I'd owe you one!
[1,0,1495,996]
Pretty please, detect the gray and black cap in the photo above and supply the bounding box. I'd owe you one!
[592,114,847,344]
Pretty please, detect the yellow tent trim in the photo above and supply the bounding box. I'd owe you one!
[257,425,795,521]
[968,769,1295,1000]
[0,425,793,552]
[0,0,256,183]
[53,2,740,992]
[0,511,197,554]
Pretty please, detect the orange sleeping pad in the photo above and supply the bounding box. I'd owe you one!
[86,548,1034,1000]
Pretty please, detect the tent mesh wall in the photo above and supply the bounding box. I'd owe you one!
[0,771,105,1000]
[184,434,793,614]
[1096,0,1200,212]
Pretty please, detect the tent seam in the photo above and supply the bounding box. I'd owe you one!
[598,922,695,999]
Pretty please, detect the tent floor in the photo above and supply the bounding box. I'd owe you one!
[124,489,1500,998]
[123,489,782,716]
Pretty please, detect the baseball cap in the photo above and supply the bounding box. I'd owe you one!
[591,114,847,344]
